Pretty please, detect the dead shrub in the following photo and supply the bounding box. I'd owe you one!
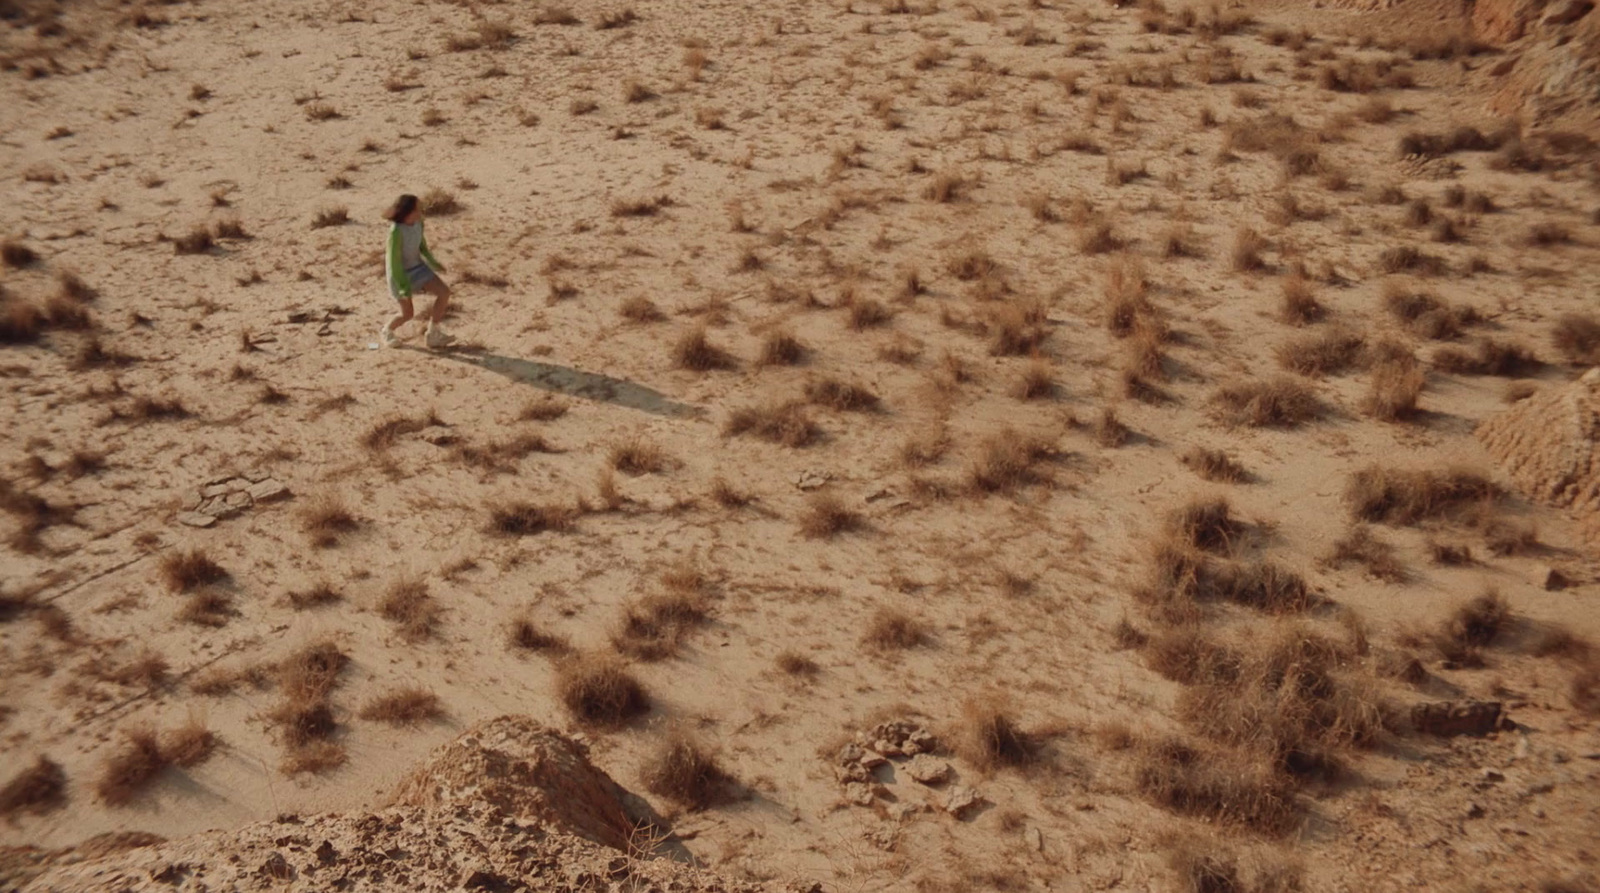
[776,650,820,677]
[490,502,575,535]
[1279,274,1324,325]
[862,607,928,650]
[798,492,863,538]
[310,206,349,229]
[507,615,571,654]
[556,653,650,726]
[758,330,805,366]
[1325,525,1406,583]
[956,698,1036,771]
[986,302,1048,356]
[300,494,358,547]
[1145,628,1243,685]
[642,732,733,809]
[95,727,169,806]
[1432,339,1541,377]
[278,641,348,704]
[1133,737,1300,836]
[1435,590,1510,664]
[161,720,218,768]
[1096,407,1129,447]
[0,296,45,344]
[1276,328,1364,377]
[1182,446,1246,483]
[0,757,66,817]
[1377,246,1447,276]
[1483,519,1539,557]
[613,587,711,661]
[1230,227,1266,272]
[1167,497,1246,554]
[805,377,879,412]
[171,226,214,255]
[358,687,443,725]
[286,582,342,610]
[1012,361,1056,400]
[1363,354,1425,422]
[1344,465,1498,525]
[179,591,234,627]
[1209,378,1321,428]
[1,240,39,268]
[672,326,737,371]
[377,579,441,642]
[1551,313,1600,365]
[609,437,669,475]
[159,549,227,593]
[724,401,820,447]
[847,298,893,330]
[966,431,1054,493]
[1525,222,1571,248]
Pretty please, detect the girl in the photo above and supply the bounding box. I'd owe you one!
[381,194,454,348]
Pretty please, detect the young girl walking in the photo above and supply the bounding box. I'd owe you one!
[381,194,455,348]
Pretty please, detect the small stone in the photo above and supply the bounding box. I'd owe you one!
[1025,826,1044,852]
[886,802,921,822]
[907,729,938,753]
[182,493,202,511]
[845,782,876,807]
[836,743,865,767]
[945,786,980,818]
[1481,768,1505,783]
[858,750,888,769]
[1466,802,1485,820]
[1523,780,1555,796]
[1532,807,1546,819]
[244,469,272,483]
[225,490,252,509]
[201,483,232,499]
[1539,566,1571,591]
[904,754,951,785]
[836,763,871,784]
[198,498,239,519]
[795,470,830,490]
[419,428,459,446]
[247,480,290,503]
[874,738,902,757]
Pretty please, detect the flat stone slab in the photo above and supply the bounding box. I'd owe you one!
[904,754,951,785]
[247,480,289,502]
[176,511,217,528]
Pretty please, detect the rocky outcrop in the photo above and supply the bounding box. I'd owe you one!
[1476,369,1600,539]
[1469,0,1600,131]
[4,717,770,893]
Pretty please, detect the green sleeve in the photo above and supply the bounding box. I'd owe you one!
[387,227,412,297]
[419,225,443,272]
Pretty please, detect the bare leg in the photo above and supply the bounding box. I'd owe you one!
[386,298,414,333]
[421,278,451,326]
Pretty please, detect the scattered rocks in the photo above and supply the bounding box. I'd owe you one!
[903,754,951,785]
[794,469,830,491]
[944,786,981,818]
[1410,700,1507,737]
[844,783,877,807]
[868,719,937,757]
[174,475,289,528]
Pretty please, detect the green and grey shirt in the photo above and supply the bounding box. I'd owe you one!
[386,221,442,298]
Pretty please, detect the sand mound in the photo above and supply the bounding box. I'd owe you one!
[388,716,651,852]
[1476,369,1600,526]
[4,718,761,893]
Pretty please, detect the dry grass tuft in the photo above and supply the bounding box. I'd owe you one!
[1134,737,1300,836]
[300,494,358,547]
[1432,339,1541,377]
[1182,447,1246,483]
[757,330,806,367]
[1279,273,1324,325]
[1210,378,1321,428]
[160,549,227,593]
[358,688,443,725]
[1012,360,1056,400]
[642,731,734,809]
[556,652,650,726]
[1364,350,1425,422]
[508,615,571,654]
[179,591,235,627]
[672,326,737,371]
[805,377,880,412]
[286,582,342,610]
[955,698,1036,771]
[798,493,863,538]
[310,206,348,229]
[1325,525,1406,583]
[1344,465,1497,525]
[1,241,40,268]
[967,431,1054,493]
[609,437,670,475]
[0,757,66,817]
[725,401,820,448]
[377,579,441,642]
[776,650,821,677]
[862,607,928,650]
[1230,227,1266,272]
[95,727,169,806]
[1276,328,1364,377]
[1096,407,1130,447]
[490,502,575,536]
[162,720,218,768]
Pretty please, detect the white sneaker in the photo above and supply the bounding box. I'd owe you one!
[379,326,399,348]
[425,326,455,348]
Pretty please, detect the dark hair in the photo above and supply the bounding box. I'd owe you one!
[387,194,420,223]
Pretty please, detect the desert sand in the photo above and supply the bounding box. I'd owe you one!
[2,0,1599,888]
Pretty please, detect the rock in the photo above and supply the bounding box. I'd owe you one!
[258,852,293,880]
[1481,768,1506,783]
[419,428,459,447]
[201,483,233,499]
[224,490,252,509]
[836,743,865,766]
[244,469,272,483]
[874,738,901,757]
[1524,780,1556,796]
[1410,700,1505,737]
[886,802,922,822]
[198,497,240,519]
[835,762,871,784]
[858,750,888,769]
[176,511,216,528]
[181,493,202,511]
[1538,566,1572,591]
[388,716,658,852]
[945,786,980,818]
[1024,826,1043,852]
[844,783,876,807]
[1466,802,1485,820]
[247,480,290,503]
[904,755,951,785]
[795,470,829,490]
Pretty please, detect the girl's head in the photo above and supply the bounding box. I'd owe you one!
[387,194,421,224]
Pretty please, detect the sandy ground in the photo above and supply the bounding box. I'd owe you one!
[3,0,1600,889]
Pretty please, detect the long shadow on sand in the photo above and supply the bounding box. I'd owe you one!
[432,346,704,419]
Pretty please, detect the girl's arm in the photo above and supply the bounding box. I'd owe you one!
[419,224,444,272]
[386,226,412,297]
